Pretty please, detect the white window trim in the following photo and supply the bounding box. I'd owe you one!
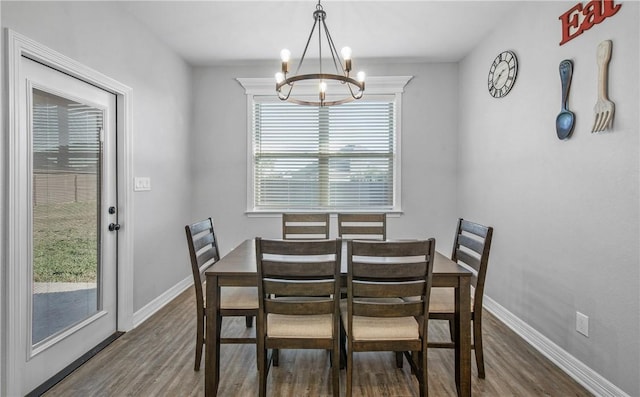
[237,76,413,215]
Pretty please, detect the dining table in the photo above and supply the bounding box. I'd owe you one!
[205,238,472,397]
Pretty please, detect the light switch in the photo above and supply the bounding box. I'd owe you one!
[576,312,589,337]
[134,177,151,191]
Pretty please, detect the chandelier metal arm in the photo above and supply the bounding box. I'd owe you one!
[277,83,294,101]
[294,16,320,77]
[321,19,345,76]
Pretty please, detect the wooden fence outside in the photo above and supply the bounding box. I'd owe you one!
[33,173,97,205]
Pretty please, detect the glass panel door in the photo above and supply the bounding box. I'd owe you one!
[31,88,103,346]
[11,51,117,397]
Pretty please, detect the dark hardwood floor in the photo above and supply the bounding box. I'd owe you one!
[45,287,592,396]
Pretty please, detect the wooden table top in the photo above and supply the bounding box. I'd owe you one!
[206,238,472,279]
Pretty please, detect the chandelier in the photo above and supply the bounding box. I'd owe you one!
[275,0,365,106]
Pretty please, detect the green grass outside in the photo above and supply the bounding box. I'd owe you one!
[33,200,98,283]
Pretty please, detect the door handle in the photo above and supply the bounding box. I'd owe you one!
[108,223,121,232]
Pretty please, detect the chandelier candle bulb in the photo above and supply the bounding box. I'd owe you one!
[280,49,290,73]
[319,81,327,102]
[275,72,284,84]
[357,71,366,83]
[280,49,290,62]
[341,47,352,71]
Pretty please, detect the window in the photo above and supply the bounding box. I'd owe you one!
[238,76,412,213]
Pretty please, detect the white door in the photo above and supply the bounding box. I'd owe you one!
[16,56,118,394]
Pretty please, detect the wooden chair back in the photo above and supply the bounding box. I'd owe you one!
[184,217,220,371]
[282,213,330,240]
[185,217,220,311]
[347,239,435,332]
[452,218,493,312]
[256,238,341,320]
[338,213,386,240]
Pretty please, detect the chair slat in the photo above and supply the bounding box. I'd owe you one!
[285,225,329,235]
[353,281,424,298]
[461,219,490,238]
[284,213,329,223]
[339,226,384,236]
[352,261,428,280]
[457,233,484,255]
[455,249,481,273]
[261,261,336,278]
[353,301,423,318]
[263,279,335,296]
[266,299,334,315]
[189,219,212,235]
[350,240,429,256]
[260,239,337,255]
[197,247,218,268]
[193,232,215,252]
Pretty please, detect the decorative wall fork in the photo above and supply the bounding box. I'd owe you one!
[591,40,614,132]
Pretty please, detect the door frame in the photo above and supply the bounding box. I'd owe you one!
[2,29,134,396]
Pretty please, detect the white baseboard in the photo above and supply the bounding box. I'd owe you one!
[132,276,192,328]
[483,296,629,397]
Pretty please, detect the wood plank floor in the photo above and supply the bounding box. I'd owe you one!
[45,287,592,396]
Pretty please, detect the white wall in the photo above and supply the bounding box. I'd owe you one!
[190,61,459,255]
[0,1,193,314]
[458,1,639,395]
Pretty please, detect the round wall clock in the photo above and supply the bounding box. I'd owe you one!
[487,50,518,98]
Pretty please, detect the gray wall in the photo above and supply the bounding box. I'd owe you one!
[190,61,459,254]
[0,1,194,312]
[458,2,639,395]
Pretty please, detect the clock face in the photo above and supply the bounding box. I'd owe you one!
[488,51,518,98]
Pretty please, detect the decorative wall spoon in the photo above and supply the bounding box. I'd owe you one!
[556,59,575,140]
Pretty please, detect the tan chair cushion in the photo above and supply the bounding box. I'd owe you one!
[428,287,474,313]
[267,313,333,338]
[220,286,259,309]
[340,299,419,341]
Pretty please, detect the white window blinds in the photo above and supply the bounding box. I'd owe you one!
[251,98,397,211]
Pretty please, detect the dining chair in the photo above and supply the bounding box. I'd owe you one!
[337,213,386,240]
[403,218,493,378]
[343,239,435,397]
[255,237,342,397]
[282,213,330,240]
[277,213,332,364]
[184,217,258,371]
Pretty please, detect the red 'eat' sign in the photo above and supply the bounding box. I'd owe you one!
[559,0,621,45]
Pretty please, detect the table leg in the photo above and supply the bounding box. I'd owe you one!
[455,277,471,397]
[205,275,221,397]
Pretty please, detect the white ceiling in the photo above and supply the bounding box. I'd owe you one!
[119,1,518,66]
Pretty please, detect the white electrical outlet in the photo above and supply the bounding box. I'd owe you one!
[576,312,589,337]
[134,177,151,192]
